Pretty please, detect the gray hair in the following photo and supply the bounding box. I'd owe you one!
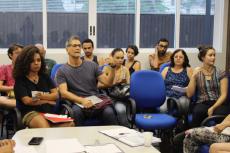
[65,36,81,48]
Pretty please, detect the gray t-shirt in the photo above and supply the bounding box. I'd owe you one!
[55,61,102,97]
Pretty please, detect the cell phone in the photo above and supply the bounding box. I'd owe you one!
[28,137,43,145]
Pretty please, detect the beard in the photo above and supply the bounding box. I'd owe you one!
[158,50,166,57]
[84,51,92,57]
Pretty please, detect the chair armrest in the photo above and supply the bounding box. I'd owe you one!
[167,97,190,117]
[201,115,226,126]
[59,99,74,118]
[13,108,24,130]
[126,98,136,125]
[61,99,72,106]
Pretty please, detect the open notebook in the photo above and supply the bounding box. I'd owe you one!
[99,127,161,147]
[76,95,103,108]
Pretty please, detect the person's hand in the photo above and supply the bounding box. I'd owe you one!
[185,129,194,137]
[114,78,126,85]
[213,123,226,133]
[81,99,93,109]
[0,139,15,153]
[208,107,214,117]
[107,57,116,68]
[192,67,201,78]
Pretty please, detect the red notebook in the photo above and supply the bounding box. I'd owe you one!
[41,113,74,123]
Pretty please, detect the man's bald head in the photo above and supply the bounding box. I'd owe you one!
[35,43,46,58]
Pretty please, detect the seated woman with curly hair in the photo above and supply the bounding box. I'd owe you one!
[13,45,74,128]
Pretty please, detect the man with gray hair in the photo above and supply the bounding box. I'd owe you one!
[35,43,56,76]
[55,36,118,126]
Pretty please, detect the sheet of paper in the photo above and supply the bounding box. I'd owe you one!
[14,145,37,153]
[75,95,103,108]
[45,138,85,153]
[99,127,161,147]
[85,95,103,104]
[99,127,139,139]
[44,113,68,118]
[85,143,123,153]
[171,85,187,93]
[119,133,161,146]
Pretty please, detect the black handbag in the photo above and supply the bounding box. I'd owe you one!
[108,84,130,100]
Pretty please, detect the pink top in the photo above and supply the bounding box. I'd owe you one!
[0,64,15,86]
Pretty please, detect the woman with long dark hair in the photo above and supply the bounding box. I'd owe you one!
[13,45,74,128]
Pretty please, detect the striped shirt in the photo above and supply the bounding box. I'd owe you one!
[195,66,226,103]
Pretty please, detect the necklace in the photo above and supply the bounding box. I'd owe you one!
[202,67,213,76]
[33,78,39,84]
[201,67,213,80]
[27,75,39,84]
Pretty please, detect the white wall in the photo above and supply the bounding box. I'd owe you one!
[0,49,226,71]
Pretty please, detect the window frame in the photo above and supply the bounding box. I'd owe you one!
[0,0,227,54]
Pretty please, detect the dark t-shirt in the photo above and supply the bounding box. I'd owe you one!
[14,74,56,116]
[81,55,98,65]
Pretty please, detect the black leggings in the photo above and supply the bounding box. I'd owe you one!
[191,101,230,127]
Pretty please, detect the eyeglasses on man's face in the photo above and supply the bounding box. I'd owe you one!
[158,44,168,49]
[68,44,81,48]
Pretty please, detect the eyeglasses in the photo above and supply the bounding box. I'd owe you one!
[68,44,81,48]
[158,44,168,48]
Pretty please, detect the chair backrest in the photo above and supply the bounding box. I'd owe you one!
[50,63,63,81]
[130,70,166,109]
[98,64,109,71]
[159,62,171,73]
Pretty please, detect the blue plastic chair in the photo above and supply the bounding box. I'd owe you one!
[159,62,171,73]
[50,63,63,81]
[130,70,177,131]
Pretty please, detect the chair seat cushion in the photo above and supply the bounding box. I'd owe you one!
[135,114,177,130]
[198,144,209,153]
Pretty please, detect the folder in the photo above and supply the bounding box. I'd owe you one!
[41,113,73,123]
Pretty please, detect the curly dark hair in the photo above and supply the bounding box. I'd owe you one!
[13,45,46,79]
[126,45,139,56]
[197,45,215,62]
[170,49,190,68]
